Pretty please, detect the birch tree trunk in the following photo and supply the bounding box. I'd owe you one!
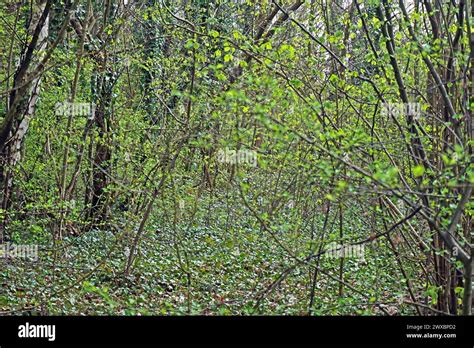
[0,0,50,242]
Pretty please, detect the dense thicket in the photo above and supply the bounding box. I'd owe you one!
[0,0,472,315]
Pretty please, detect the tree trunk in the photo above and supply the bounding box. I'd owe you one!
[0,0,50,241]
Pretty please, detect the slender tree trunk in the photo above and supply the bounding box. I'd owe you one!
[0,0,50,241]
[462,252,473,315]
[88,67,113,226]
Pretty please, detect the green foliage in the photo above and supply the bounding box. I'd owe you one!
[0,0,472,317]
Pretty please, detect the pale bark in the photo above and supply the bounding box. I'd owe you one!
[0,0,50,241]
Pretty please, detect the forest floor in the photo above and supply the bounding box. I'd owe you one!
[1,221,408,315]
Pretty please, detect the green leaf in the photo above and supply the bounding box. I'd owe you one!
[413,165,425,178]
